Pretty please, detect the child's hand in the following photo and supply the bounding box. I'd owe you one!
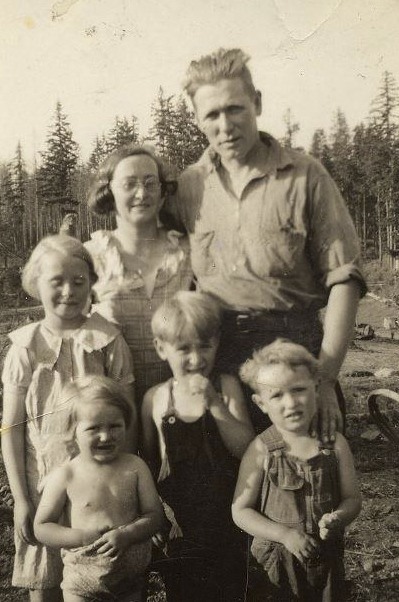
[188,374,220,408]
[94,526,130,558]
[82,526,110,547]
[14,499,36,545]
[318,512,342,540]
[282,528,319,563]
[188,374,209,395]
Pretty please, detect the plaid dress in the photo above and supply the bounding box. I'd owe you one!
[85,229,193,404]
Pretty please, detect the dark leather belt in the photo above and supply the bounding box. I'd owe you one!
[222,308,320,330]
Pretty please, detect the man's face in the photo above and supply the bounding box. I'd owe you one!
[193,77,261,164]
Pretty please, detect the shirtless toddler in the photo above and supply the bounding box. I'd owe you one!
[34,375,163,602]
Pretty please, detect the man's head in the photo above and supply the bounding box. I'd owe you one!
[183,48,262,164]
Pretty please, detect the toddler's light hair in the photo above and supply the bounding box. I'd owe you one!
[151,291,221,344]
[62,375,133,432]
[22,234,97,300]
[183,48,257,100]
[240,338,319,392]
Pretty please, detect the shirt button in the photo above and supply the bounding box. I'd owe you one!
[232,265,237,272]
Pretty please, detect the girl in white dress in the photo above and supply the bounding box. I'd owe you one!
[1,235,134,602]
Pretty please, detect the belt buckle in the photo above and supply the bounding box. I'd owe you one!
[236,313,249,326]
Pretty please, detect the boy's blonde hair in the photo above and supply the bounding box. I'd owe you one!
[183,48,257,100]
[62,375,133,431]
[240,338,319,392]
[151,291,221,344]
[22,234,97,301]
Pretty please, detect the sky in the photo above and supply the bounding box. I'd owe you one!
[1,0,399,167]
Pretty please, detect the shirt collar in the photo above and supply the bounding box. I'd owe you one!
[199,131,295,176]
[9,313,121,367]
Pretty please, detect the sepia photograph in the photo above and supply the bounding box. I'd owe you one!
[1,1,399,600]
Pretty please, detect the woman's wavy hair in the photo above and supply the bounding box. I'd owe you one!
[87,145,176,216]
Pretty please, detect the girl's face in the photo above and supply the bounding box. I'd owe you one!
[75,399,126,464]
[253,364,317,436]
[37,252,91,329]
[110,155,163,227]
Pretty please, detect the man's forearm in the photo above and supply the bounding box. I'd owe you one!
[318,280,361,381]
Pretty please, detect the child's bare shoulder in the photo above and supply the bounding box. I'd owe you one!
[245,433,269,463]
[44,460,74,489]
[143,381,170,417]
[120,452,152,474]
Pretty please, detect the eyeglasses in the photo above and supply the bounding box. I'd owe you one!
[119,177,161,193]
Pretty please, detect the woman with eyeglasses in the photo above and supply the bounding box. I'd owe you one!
[86,146,193,409]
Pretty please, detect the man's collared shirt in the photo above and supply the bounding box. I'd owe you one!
[175,132,365,312]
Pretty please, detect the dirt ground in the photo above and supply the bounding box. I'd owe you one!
[0,298,399,601]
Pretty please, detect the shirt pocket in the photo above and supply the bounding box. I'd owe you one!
[190,230,218,277]
[255,228,306,277]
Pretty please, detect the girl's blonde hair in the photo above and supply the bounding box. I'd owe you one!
[62,375,133,432]
[22,234,97,301]
[151,291,221,344]
[240,338,319,392]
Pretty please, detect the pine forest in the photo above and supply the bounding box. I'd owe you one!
[1,72,399,282]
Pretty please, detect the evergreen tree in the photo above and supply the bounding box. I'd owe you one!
[328,109,354,206]
[370,71,399,139]
[38,101,79,207]
[149,87,178,162]
[0,163,19,261]
[368,72,399,259]
[281,109,300,148]
[309,128,333,172]
[149,89,207,171]
[88,135,109,171]
[172,96,207,171]
[10,142,28,252]
[107,116,139,151]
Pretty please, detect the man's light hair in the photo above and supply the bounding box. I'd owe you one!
[183,48,257,100]
[151,291,221,344]
[240,338,319,392]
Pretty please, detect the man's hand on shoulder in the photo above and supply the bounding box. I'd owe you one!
[311,381,343,443]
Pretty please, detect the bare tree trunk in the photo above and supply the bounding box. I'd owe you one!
[362,191,366,253]
[377,188,383,264]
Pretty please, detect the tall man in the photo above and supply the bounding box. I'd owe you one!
[173,48,366,440]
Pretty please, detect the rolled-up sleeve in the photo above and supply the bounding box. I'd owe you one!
[308,165,367,297]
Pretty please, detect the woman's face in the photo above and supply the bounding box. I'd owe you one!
[110,154,163,226]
